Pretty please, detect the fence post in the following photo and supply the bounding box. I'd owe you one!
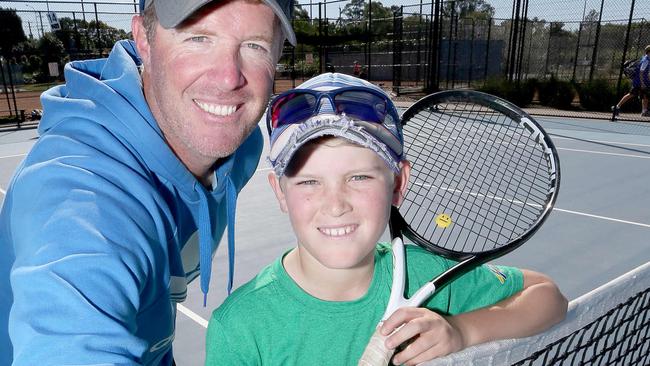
[507,0,521,81]
[0,57,12,117]
[367,0,372,81]
[445,2,455,89]
[484,18,492,82]
[94,3,101,54]
[589,0,604,81]
[318,2,323,75]
[515,0,529,83]
[572,21,583,82]
[468,18,475,87]
[616,0,636,97]
[392,7,403,94]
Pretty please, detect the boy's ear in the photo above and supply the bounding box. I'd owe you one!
[392,160,411,206]
[268,172,289,213]
[131,15,151,70]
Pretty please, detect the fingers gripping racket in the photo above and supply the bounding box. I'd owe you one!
[358,90,560,365]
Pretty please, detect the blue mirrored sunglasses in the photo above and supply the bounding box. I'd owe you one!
[266,87,401,137]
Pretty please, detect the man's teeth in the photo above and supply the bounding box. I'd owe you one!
[195,100,237,116]
[320,225,355,237]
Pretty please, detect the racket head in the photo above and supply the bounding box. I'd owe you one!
[395,90,560,261]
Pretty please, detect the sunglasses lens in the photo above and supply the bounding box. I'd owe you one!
[272,93,317,128]
[334,90,388,124]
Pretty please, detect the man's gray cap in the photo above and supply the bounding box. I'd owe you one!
[141,0,297,46]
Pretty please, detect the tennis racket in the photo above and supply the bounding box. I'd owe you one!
[358,90,560,366]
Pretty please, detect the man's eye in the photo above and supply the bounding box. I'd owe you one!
[246,43,267,52]
[189,36,208,43]
[351,175,370,182]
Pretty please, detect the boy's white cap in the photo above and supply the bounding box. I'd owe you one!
[140,0,297,46]
[268,73,403,177]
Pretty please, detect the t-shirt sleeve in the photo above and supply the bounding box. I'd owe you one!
[446,263,524,315]
[206,312,259,366]
[403,245,523,315]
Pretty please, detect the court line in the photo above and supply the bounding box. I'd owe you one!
[0,153,27,160]
[553,136,650,148]
[556,147,650,159]
[413,181,650,229]
[177,303,208,328]
[0,187,5,195]
[554,208,650,229]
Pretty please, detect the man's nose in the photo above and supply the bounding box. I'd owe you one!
[209,48,245,91]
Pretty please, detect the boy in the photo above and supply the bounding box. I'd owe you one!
[206,73,567,365]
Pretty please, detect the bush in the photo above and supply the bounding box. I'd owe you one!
[577,79,617,112]
[538,77,576,109]
[478,78,536,107]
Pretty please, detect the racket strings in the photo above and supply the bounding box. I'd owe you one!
[400,99,555,255]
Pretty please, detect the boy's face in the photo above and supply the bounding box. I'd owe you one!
[268,139,410,271]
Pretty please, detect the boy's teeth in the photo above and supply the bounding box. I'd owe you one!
[195,100,237,116]
[320,225,355,237]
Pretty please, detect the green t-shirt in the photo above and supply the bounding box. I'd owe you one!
[206,243,523,366]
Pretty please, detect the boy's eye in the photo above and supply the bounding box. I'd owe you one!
[297,179,318,186]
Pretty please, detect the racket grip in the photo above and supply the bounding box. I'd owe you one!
[357,327,394,366]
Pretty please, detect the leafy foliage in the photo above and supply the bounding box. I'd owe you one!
[0,8,27,57]
[577,79,617,112]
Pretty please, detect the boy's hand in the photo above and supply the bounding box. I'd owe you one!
[380,307,465,365]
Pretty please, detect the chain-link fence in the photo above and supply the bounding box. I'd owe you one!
[1,0,650,121]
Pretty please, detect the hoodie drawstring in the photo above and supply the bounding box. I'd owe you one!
[197,186,212,307]
[197,177,237,307]
[226,178,237,295]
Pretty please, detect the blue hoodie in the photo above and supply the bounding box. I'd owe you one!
[0,40,262,365]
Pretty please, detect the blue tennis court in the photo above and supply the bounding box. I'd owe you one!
[1,113,649,365]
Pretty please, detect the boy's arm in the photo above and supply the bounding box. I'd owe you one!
[382,269,567,365]
[446,269,568,347]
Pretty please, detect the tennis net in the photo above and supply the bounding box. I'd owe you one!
[424,261,650,366]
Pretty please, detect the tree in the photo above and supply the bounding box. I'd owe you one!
[443,0,495,21]
[0,8,27,57]
[342,0,365,21]
[36,32,66,81]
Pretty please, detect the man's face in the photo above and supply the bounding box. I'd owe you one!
[134,0,281,174]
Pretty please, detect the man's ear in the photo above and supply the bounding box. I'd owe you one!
[268,172,289,213]
[392,160,411,206]
[131,15,151,69]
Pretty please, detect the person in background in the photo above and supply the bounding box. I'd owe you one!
[353,60,361,76]
[611,45,650,120]
[0,0,295,364]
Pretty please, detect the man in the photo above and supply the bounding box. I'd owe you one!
[0,0,295,364]
[611,45,650,120]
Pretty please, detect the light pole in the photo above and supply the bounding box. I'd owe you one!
[25,4,44,38]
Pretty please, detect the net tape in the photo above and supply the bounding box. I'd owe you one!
[423,261,650,366]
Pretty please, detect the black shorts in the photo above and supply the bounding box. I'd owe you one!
[630,86,649,98]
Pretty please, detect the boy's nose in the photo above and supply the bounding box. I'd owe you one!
[322,188,351,217]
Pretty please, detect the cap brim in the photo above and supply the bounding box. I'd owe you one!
[152,0,296,46]
[269,117,401,176]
